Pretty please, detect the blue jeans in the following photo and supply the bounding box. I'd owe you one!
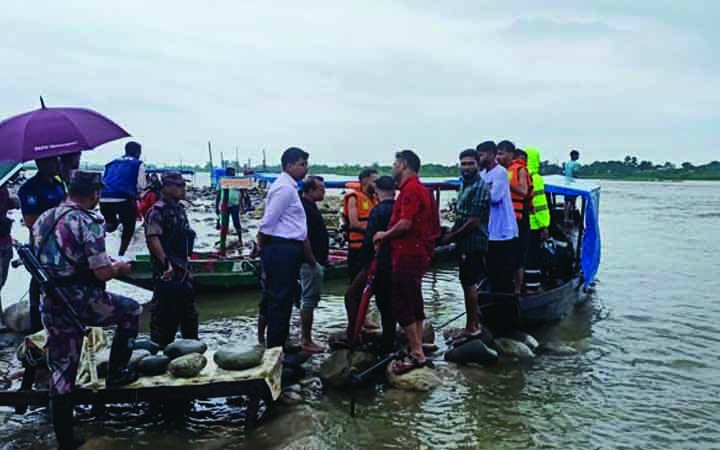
[260,238,304,348]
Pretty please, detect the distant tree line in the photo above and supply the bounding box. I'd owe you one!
[36,155,720,181]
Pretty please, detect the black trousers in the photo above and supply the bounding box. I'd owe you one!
[373,270,396,353]
[487,239,516,293]
[150,278,198,348]
[259,238,304,348]
[100,200,137,245]
[347,248,363,282]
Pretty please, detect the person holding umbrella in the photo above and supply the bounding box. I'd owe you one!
[0,98,131,334]
[17,156,67,332]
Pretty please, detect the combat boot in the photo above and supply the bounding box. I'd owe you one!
[106,329,139,388]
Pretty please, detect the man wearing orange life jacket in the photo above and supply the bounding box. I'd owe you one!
[342,168,378,280]
[497,141,533,294]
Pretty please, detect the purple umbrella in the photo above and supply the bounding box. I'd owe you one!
[0,97,130,162]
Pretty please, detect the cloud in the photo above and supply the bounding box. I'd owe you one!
[0,0,717,165]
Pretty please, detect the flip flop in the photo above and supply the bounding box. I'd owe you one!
[391,355,432,376]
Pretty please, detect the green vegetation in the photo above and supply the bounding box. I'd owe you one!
[31,155,720,181]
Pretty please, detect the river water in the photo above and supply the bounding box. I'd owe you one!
[1,179,719,449]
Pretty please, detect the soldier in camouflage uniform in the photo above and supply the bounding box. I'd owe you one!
[144,172,198,347]
[32,171,141,450]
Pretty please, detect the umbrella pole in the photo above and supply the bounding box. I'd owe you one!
[219,188,230,255]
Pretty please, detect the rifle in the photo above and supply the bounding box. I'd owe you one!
[13,241,88,336]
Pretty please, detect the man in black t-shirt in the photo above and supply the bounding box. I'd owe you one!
[299,176,328,353]
[345,176,397,353]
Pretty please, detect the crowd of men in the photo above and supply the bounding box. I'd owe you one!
[0,139,580,448]
[256,142,581,374]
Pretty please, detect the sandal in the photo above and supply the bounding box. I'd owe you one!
[446,329,482,346]
[391,355,431,375]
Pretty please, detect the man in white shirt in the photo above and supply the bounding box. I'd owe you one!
[477,140,518,293]
[256,147,313,348]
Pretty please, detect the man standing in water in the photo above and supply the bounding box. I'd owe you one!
[345,175,397,353]
[441,149,490,337]
[144,172,198,347]
[342,168,378,280]
[477,141,518,293]
[18,156,67,332]
[374,150,439,373]
[33,171,141,449]
[299,175,328,353]
[256,147,310,348]
[100,141,146,256]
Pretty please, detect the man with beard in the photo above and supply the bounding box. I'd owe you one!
[476,141,518,293]
[441,149,490,337]
[374,150,439,374]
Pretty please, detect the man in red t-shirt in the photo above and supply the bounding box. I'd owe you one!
[374,150,439,374]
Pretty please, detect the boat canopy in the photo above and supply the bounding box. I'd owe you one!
[543,175,601,287]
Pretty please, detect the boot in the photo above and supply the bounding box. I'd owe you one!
[106,329,139,388]
[51,394,85,450]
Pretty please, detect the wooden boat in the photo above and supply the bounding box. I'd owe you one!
[123,249,350,291]
[478,175,601,330]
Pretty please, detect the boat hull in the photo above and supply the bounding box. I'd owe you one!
[478,277,587,330]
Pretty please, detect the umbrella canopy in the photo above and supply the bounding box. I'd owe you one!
[0,98,130,162]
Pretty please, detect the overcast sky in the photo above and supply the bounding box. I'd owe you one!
[2,1,717,166]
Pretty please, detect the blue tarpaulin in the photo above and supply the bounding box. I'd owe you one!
[543,175,601,287]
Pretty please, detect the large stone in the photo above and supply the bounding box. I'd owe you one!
[214,345,265,371]
[0,299,31,334]
[168,353,207,378]
[503,330,539,352]
[318,349,351,388]
[129,350,151,369]
[350,351,377,371]
[386,365,441,392]
[537,341,577,356]
[137,355,171,376]
[445,339,498,365]
[493,338,535,359]
[164,339,207,360]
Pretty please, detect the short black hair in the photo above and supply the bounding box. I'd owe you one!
[281,147,309,169]
[459,148,477,161]
[375,175,395,191]
[302,175,324,194]
[513,148,527,160]
[570,150,580,160]
[497,140,515,153]
[476,140,497,154]
[225,167,236,176]
[358,168,378,182]
[125,141,142,158]
[395,149,421,173]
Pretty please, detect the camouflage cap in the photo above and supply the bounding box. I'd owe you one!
[69,170,103,193]
[161,172,186,186]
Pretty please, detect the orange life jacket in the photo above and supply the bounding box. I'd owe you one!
[509,160,534,220]
[342,183,376,249]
